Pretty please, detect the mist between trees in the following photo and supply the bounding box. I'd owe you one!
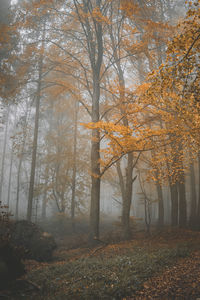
[0,0,199,240]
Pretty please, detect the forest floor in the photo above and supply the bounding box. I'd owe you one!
[1,227,200,299]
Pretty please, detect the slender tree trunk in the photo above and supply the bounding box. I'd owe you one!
[156,181,164,228]
[7,143,14,208]
[41,191,47,219]
[0,105,10,202]
[15,105,29,219]
[90,78,101,239]
[108,16,136,238]
[178,173,187,228]
[170,182,178,226]
[151,149,164,228]
[121,152,134,239]
[144,197,151,235]
[113,54,135,238]
[189,159,197,229]
[41,166,49,220]
[177,142,187,228]
[27,55,43,221]
[163,137,178,227]
[15,156,23,220]
[7,108,17,208]
[71,102,78,230]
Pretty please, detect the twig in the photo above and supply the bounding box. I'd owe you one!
[19,279,41,291]
[88,238,109,256]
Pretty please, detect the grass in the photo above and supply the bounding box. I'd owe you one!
[24,242,191,300]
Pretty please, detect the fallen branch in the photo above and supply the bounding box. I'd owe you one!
[89,238,109,256]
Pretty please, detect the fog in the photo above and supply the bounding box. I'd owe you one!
[0,0,199,239]
[1,0,200,298]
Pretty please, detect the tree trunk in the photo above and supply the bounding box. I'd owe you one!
[41,166,49,220]
[188,159,197,229]
[110,40,135,238]
[27,55,43,221]
[15,156,23,220]
[0,105,10,202]
[88,1,103,241]
[156,181,164,228]
[7,142,14,208]
[7,108,17,208]
[170,183,178,226]
[178,174,187,228]
[121,152,134,239]
[41,191,47,220]
[71,102,78,230]
[89,83,101,239]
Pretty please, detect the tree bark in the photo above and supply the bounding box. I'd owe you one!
[170,182,178,226]
[15,155,23,220]
[89,76,101,239]
[121,152,134,239]
[188,159,197,229]
[156,181,164,228]
[78,0,103,240]
[7,142,14,208]
[7,108,17,208]
[0,105,10,202]
[178,174,187,228]
[109,22,136,238]
[41,190,47,220]
[27,55,43,221]
[71,101,78,230]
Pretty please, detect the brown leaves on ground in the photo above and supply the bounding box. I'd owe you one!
[131,250,200,300]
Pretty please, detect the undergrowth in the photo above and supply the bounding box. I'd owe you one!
[25,244,191,300]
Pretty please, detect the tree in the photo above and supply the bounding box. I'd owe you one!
[6,0,194,233]
[136,0,200,228]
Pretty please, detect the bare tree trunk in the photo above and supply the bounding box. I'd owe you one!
[121,152,134,239]
[109,36,136,238]
[178,173,187,228]
[0,105,10,202]
[90,78,101,239]
[7,142,14,208]
[27,55,43,221]
[71,102,78,230]
[162,137,178,227]
[188,158,197,229]
[41,166,49,220]
[15,155,23,220]
[41,190,47,219]
[81,0,103,241]
[107,10,137,238]
[156,181,164,228]
[7,108,17,207]
[170,182,178,226]
[177,142,187,228]
[144,196,151,235]
[73,0,103,240]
